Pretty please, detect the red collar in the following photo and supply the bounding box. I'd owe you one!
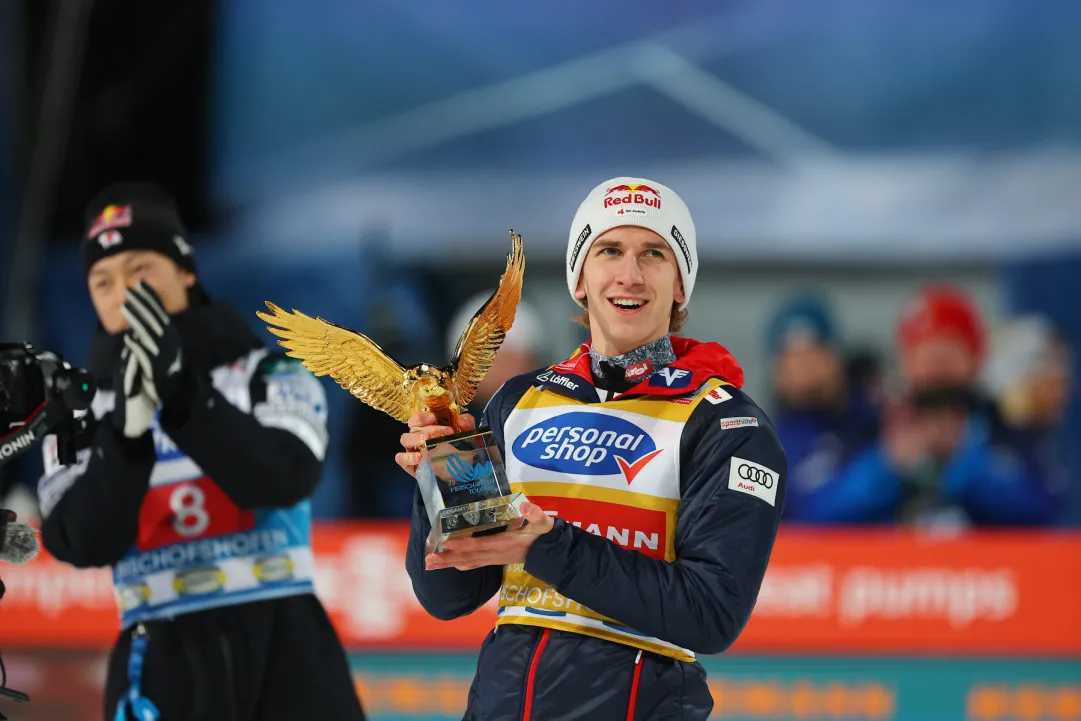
[550,336,744,397]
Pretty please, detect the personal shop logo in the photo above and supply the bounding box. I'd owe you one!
[513,412,662,484]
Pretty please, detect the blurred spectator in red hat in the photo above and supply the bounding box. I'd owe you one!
[886,285,986,487]
[835,285,1071,528]
[897,285,984,390]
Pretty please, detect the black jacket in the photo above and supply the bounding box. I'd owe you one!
[36,298,364,721]
[38,301,326,563]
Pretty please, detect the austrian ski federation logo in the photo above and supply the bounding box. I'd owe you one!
[648,367,692,389]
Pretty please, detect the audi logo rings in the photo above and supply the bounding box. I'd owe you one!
[737,463,774,488]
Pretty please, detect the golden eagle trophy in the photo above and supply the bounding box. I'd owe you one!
[257,231,529,554]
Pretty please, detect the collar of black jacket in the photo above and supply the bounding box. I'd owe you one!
[89,296,264,388]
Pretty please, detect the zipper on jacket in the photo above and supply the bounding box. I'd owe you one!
[626,650,644,721]
[520,628,551,721]
[219,635,238,721]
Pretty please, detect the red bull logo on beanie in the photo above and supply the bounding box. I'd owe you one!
[88,204,133,239]
[512,411,662,484]
[606,183,660,197]
[603,184,661,211]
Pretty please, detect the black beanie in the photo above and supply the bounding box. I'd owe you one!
[81,182,197,277]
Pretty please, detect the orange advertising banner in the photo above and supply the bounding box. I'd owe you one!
[2,524,1079,655]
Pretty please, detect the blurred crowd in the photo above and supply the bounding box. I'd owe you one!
[766,287,1072,529]
[345,283,1073,529]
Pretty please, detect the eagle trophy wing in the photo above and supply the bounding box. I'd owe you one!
[256,302,415,423]
[451,231,526,408]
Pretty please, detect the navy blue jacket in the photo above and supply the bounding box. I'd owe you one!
[405,339,787,720]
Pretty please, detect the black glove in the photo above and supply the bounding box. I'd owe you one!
[111,340,157,438]
[122,281,185,406]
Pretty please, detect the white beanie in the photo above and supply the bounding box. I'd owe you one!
[566,176,697,310]
[446,290,544,359]
[980,315,1058,392]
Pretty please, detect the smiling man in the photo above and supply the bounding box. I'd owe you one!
[396,177,787,720]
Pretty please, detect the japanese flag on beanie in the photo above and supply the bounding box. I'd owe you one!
[566,177,697,310]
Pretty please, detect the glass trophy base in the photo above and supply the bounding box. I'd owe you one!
[415,425,528,557]
[425,491,528,554]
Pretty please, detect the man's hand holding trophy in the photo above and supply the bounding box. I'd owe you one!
[258,231,535,558]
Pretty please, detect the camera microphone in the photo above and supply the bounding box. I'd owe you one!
[0,512,36,711]
[0,510,39,565]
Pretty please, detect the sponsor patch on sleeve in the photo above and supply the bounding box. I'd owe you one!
[254,367,330,460]
[727,456,779,506]
[719,416,759,430]
[38,446,92,519]
[704,386,733,405]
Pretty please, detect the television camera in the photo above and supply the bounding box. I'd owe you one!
[0,342,96,713]
[1,342,96,469]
